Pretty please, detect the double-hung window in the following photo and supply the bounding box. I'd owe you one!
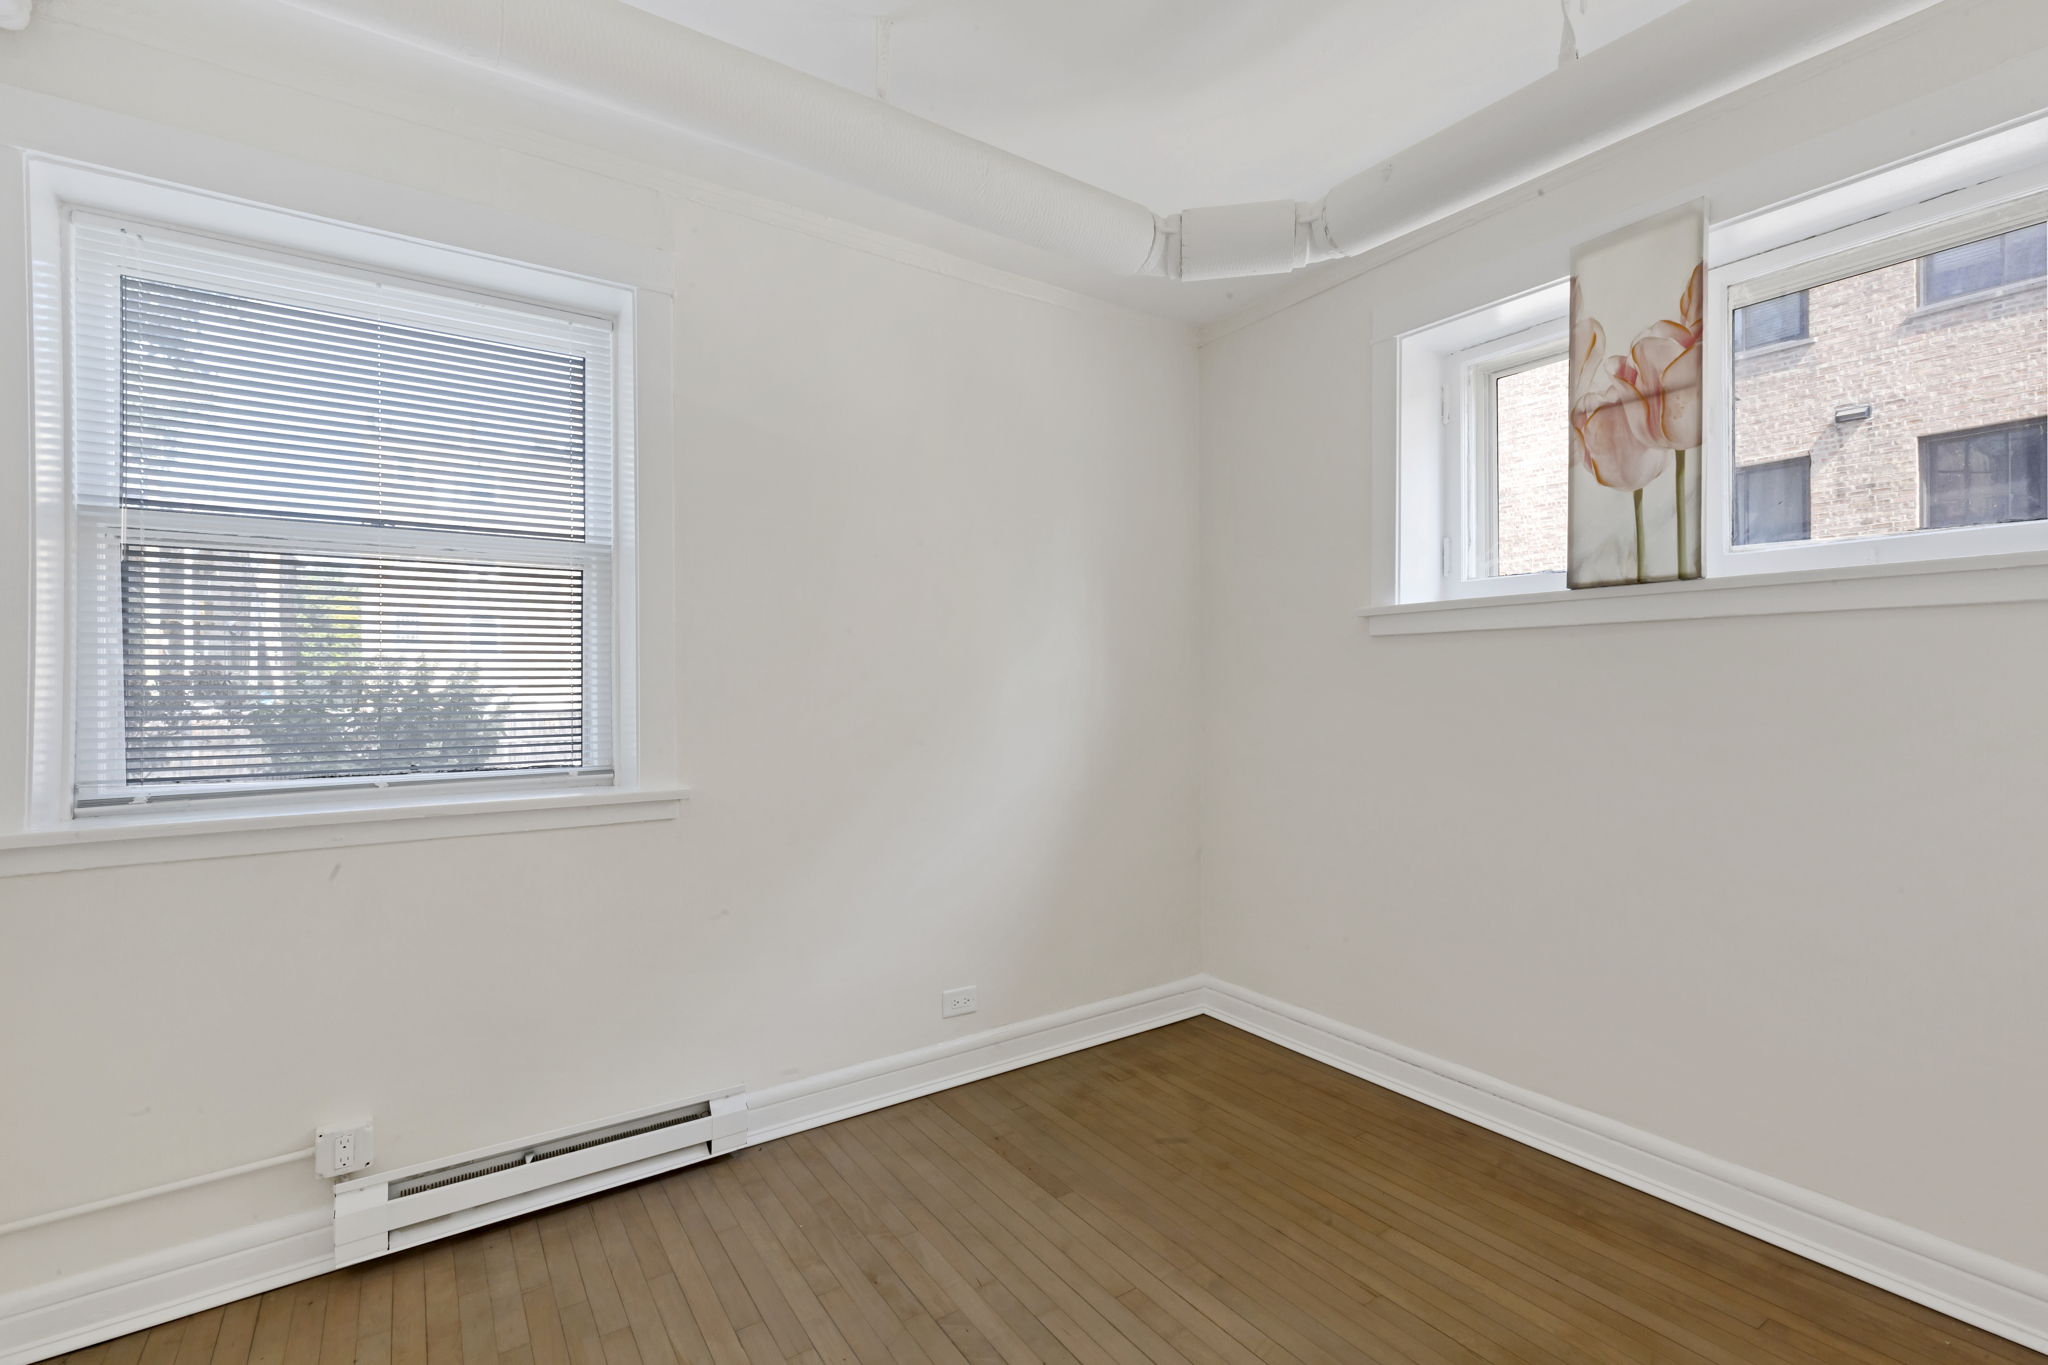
[60,210,624,818]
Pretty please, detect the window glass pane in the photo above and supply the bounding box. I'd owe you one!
[1733,227,2047,545]
[1491,357,1568,577]
[116,545,586,792]
[1733,291,1807,351]
[121,278,589,540]
[1920,224,2048,303]
[1733,457,1811,544]
[2012,224,2048,286]
[1920,421,2047,528]
[69,213,617,812]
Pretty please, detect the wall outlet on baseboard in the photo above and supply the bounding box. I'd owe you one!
[316,1121,375,1178]
[941,986,978,1019]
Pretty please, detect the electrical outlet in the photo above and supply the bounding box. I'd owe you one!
[315,1121,375,1178]
[941,986,977,1019]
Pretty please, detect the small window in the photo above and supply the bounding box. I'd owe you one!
[1919,224,2047,304]
[63,214,624,816]
[1483,355,1570,578]
[1733,291,1808,351]
[1725,194,2048,571]
[1394,283,1571,603]
[1733,457,1811,544]
[1921,420,2048,528]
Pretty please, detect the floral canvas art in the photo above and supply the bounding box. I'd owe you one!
[1568,205,1705,586]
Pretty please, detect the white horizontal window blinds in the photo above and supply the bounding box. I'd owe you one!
[69,216,618,811]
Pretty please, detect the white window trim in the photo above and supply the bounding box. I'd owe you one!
[1705,181,2048,579]
[4,155,684,874]
[1373,110,2048,633]
[1395,280,1570,604]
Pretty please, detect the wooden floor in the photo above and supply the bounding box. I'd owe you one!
[55,1017,2041,1365]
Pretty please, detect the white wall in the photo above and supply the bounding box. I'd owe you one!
[10,0,2048,1318]
[1199,0,2048,1280]
[0,1,1200,1289]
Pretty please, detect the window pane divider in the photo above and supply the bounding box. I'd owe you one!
[80,505,609,570]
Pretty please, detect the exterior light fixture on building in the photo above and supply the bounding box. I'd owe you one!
[1834,403,1875,423]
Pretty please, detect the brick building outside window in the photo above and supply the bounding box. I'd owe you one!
[1488,221,2047,574]
[1730,222,2045,546]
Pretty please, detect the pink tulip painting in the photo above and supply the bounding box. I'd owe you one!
[1567,208,1706,587]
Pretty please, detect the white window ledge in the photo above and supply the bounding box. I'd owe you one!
[1732,336,1814,361]
[1364,551,2048,636]
[0,787,688,878]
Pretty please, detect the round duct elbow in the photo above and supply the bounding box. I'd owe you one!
[260,0,1947,286]
[1174,201,1311,281]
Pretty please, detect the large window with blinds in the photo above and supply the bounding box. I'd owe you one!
[64,214,622,815]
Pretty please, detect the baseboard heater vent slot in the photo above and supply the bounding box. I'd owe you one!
[332,1087,746,1267]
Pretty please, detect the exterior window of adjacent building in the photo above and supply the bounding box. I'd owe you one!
[1920,419,2048,528]
[1732,290,1808,352]
[1733,456,1812,544]
[59,211,626,818]
[1727,200,2047,568]
[1918,223,2047,305]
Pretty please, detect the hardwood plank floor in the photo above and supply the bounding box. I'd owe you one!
[48,1018,2042,1365]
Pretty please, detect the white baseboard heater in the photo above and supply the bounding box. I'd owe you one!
[332,1088,747,1266]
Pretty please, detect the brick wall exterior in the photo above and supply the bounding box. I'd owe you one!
[1490,249,2045,574]
[1494,358,1569,576]
[1733,262,2046,541]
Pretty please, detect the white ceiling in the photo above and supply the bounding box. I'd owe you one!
[621,0,1696,214]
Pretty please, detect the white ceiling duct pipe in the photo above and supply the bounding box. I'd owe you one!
[272,0,1168,276]
[6,0,1948,282]
[1303,0,1946,267]
[1176,202,1309,282]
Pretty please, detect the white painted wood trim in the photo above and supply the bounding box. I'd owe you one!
[0,1213,330,1365]
[0,978,1207,1363]
[1199,976,2048,1355]
[0,789,688,878]
[10,974,2044,1363]
[1362,550,2048,635]
[742,978,1210,1146]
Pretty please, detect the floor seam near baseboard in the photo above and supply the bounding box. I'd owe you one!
[1198,976,2048,1357]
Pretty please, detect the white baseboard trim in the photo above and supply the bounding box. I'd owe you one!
[744,976,1209,1146]
[1200,976,2048,1357]
[11,974,2044,1364]
[0,1212,330,1365]
[0,976,1208,1365]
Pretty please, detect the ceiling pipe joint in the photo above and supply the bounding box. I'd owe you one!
[10,0,1951,284]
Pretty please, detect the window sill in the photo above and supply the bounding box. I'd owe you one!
[1363,550,2048,636]
[1908,276,2045,322]
[0,786,689,878]
[1732,336,1814,360]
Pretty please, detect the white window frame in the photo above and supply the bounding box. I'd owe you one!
[1705,177,2048,578]
[5,156,683,873]
[1395,281,1570,603]
[1374,112,2048,632]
